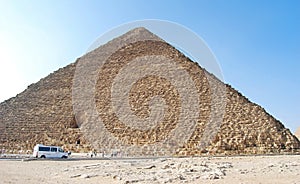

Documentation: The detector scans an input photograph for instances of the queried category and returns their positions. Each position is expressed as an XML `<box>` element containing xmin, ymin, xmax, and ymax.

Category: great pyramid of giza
<box><xmin>0</xmin><ymin>27</ymin><xmax>299</xmax><ymax>156</ymax></box>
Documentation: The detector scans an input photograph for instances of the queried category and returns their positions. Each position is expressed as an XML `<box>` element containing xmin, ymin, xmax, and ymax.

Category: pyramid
<box><xmin>0</xmin><ymin>27</ymin><xmax>299</xmax><ymax>156</ymax></box>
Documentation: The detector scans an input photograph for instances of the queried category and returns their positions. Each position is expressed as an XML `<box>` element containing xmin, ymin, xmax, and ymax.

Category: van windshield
<box><xmin>58</xmin><ymin>148</ymin><xmax>64</xmax><ymax>152</ymax></box>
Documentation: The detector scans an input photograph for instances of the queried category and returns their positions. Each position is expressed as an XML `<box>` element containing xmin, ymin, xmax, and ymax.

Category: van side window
<box><xmin>58</xmin><ymin>148</ymin><xmax>64</xmax><ymax>152</ymax></box>
<box><xmin>51</xmin><ymin>147</ymin><xmax>57</xmax><ymax>152</ymax></box>
<box><xmin>39</xmin><ymin>147</ymin><xmax>50</xmax><ymax>151</ymax></box>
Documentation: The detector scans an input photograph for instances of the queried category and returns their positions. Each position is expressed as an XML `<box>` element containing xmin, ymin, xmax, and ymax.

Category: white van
<box><xmin>33</xmin><ymin>144</ymin><xmax>68</xmax><ymax>158</ymax></box>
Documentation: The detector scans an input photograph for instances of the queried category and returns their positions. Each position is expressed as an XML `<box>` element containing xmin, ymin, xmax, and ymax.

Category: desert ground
<box><xmin>0</xmin><ymin>154</ymin><xmax>300</xmax><ymax>184</ymax></box>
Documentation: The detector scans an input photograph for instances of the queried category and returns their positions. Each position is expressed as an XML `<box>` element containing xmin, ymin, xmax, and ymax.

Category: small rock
<box><xmin>210</xmin><ymin>174</ymin><xmax>220</xmax><ymax>180</ymax></box>
<box><xmin>125</xmin><ymin>179</ymin><xmax>140</xmax><ymax>183</ymax></box>
<box><xmin>192</xmin><ymin>175</ymin><xmax>200</xmax><ymax>181</ymax></box>
<box><xmin>159</xmin><ymin>158</ymin><xmax>167</xmax><ymax>162</ymax></box>
<box><xmin>214</xmin><ymin>168</ymin><xmax>225</xmax><ymax>176</ymax></box>
<box><xmin>81</xmin><ymin>174</ymin><xmax>90</xmax><ymax>178</ymax></box>
<box><xmin>163</xmin><ymin>177</ymin><xmax>173</xmax><ymax>183</ymax></box>
<box><xmin>189</xmin><ymin>168</ymin><xmax>197</xmax><ymax>172</ymax></box>
<box><xmin>201</xmin><ymin>167</ymin><xmax>211</xmax><ymax>172</ymax></box>
<box><xmin>144</xmin><ymin>165</ymin><xmax>156</xmax><ymax>169</ymax></box>
<box><xmin>162</xmin><ymin>164</ymin><xmax>170</xmax><ymax>169</ymax></box>
<box><xmin>219</xmin><ymin>162</ymin><xmax>233</xmax><ymax>169</ymax></box>
<box><xmin>70</xmin><ymin>174</ymin><xmax>81</xmax><ymax>178</ymax></box>
<box><xmin>178</xmin><ymin>175</ymin><xmax>186</xmax><ymax>180</ymax></box>
<box><xmin>113</xmin><ymin>175</ymin><xmax>122</xmax><ymax>180</ymax></box>
<box><xmin>290</xmin><ymin>162</ymin><xmax>298</xmax><ymax>166</ymax></box>
<box><xmin>202</xmin><ymin>173</ymin><xmax>220</xmax><ymax>180</ymax></box>
<box><xmin>80</xmin><ymin>173</ymin><xmax>98</xmax><ymax>179</ymax></box>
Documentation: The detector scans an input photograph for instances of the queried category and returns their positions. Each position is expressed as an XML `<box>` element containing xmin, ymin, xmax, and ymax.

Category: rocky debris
<box><xmin>65</xmin><ymin>157</ymin><xmax>233</xmax><ymax>183</ymax></box>
<box><xmin>265</xmin><ymin>160</ymin><xmax>300</xmax><ymax>173</ymax></box>
<box><xmin>228</xmin><ymin>156</ymin><xmax>300</xmax><ymax>178</ymax></box>
<box><xmin>139</xmin><ymin>165</ymin><xmax>156</xmax><ymax>169</ymax></box>
<box><xmin>2</xmin><ymin>154</ymin><xmax>300</xmax><ymax>184</ymax></box>
<box><xmin>70</xmin><ymin>173</ymin><xmax>99</xmax><ymax>179</ymax></box>
<box><xmin>0</xmin><ymin>27</ymin><xmax>299</xmax><ymax>155</ymax></box>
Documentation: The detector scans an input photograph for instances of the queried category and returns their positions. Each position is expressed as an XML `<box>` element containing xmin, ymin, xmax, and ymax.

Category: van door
<box><xmin>58</xmin><ymin>147</ymin><xmax>65</xmax><ymax>157</ymax></box>
<box><xmin>50</xmin><ymin>147</ymin><xmax>58</xmax><ymax>158</ymax></box>
<box><xmin>38</xmin><ymin>146</ymin><xmax>51</xmax><ymax>158</ymax></box>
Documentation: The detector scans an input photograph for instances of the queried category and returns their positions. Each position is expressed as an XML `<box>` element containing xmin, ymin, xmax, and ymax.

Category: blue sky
<box><xmin>0</xmin><ymin>0</ymin><xmax>299</xmax><ymax>132</ymax></box>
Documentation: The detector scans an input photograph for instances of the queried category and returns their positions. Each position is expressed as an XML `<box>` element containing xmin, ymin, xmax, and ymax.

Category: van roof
<box><xmin>35</xmin><ymin>144</ymin><xmax>61</xmax><ymax>148</ymax></box>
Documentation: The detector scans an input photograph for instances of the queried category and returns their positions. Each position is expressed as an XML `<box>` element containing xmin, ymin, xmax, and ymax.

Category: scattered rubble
<box><xmin>65</xmin><ymin>157</ymin><xmax>233</xmax><ymax>183</ymax></box>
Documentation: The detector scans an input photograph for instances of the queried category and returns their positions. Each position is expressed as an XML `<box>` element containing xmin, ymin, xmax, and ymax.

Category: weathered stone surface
<box><xmin>0</xmin><ymin>63</ymin><xmax>91</xmax><ymax>153</ymax></box>
<box><xmin>0</xmin><ymin>27</ymin><xmax>299</xmax><ymax>155</ymax></box>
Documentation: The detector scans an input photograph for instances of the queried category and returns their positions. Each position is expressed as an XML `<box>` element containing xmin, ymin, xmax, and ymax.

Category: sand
<box><xmin>0</xmin><ymin>155</ymin><xmax>300</xmax><ymax>184</ymax></box>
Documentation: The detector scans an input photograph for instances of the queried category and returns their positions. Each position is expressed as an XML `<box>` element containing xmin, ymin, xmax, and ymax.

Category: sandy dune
<box><xmin>0</xmin><ymin>155</ymin><xmax>300</xmax><ymax>184</ymax></box>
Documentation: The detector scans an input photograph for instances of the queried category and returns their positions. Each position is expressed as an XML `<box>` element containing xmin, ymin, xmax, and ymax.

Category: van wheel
<box><xmin>62</xmin><ymin>156</ymin><xmax>67</xmax><ymax>159</ymax></box>
<box><xmin>41</xmin><ymin>155</ymin><xmax>46</xmax><ymax>158</ymax></box>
